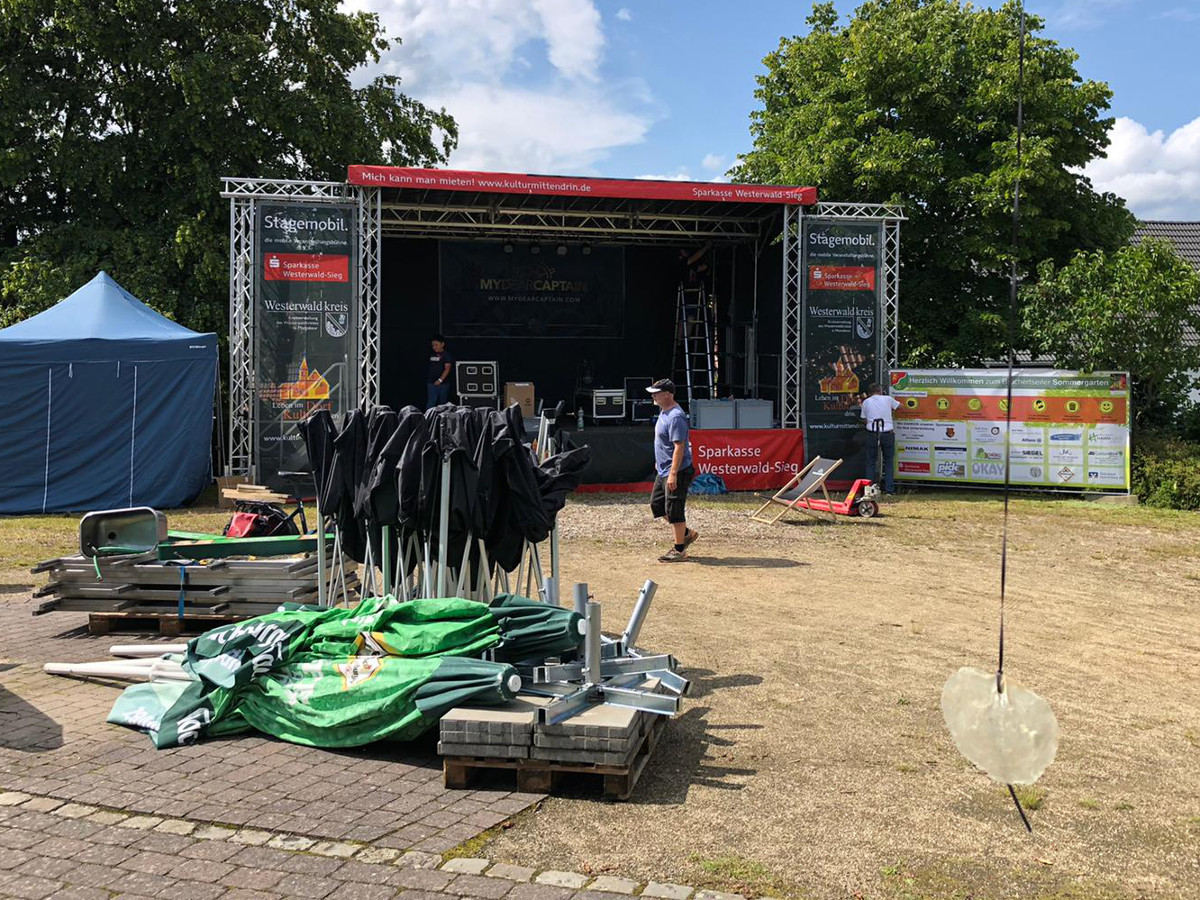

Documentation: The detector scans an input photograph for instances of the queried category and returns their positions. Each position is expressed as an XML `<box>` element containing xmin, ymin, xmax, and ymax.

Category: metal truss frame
<box><xmin>220</xmin><ymin>177</ymin><xmax>383</xmax><ymax>477</ymax></box>
<box><xmin>378</xmin><ymin>199</ymin><xmax>768</xmax><ymax>245</ymax></box>
<box><xmin>222</xmin><ymin>176</ymin><xmax>903</xmax><ymax>462</ymax></box>
<box><xmin>780</xmin><ymin>204</ymin><xmax>804</xmax><ymax>428</ymax></box>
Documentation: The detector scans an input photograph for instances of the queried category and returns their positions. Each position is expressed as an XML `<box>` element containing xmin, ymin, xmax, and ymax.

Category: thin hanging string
<box><xmin>1001</xmin><ymin>3</ymin><xmax>1031</xmax><ymax>834</ymax></box>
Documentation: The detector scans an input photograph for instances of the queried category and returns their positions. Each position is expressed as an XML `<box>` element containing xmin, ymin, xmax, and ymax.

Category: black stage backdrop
<box><xmin>381</xmin><ymin>240</ymin><xmax>679</xmax><ymax>411</ymax></box>
<box><xmin>440</xmin><ymin>241</ymin><xmax>624</xmax><ymax>338</ymax></box>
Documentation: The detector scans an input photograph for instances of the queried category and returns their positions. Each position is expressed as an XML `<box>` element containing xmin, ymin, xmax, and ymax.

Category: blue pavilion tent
<box><xmin>0</xmin><ymin>272</ymin><xmax>217</xmax><ymax>514</ymax></box>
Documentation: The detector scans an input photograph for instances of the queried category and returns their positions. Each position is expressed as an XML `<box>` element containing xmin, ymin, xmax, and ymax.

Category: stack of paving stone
<box><xmin>438</xmin><ymin>682</ymin><xmax>666</xmax><ymax>798</ymax></box>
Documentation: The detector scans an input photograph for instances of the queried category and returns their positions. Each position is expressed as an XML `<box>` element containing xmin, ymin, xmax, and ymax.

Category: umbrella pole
<box><xmin>315</xmin><ymin>498</ymin><xmax>327</xmax><ymax>608</ymax></box>
<box><xmin>453</xmin><ymin>534</ymin><xmax>472</xmax><ymax>598</ymax></box>
<box><xmin>381</xmin><ymin>525</ymin><xmax>392</xmax><ymax>598</ymax></box>
<box><xmin>476</xmin><ymin>538</ymin><xmax>492</xmax><ymax>602</ymax></box>
<box><xmin>550</xmin><ymin>522</ymin><xmax>561</xmax><ymax>587</ymax></box>
<box><xmin>585</xmin><ymin>599</ymin><xmax>602</xmax><ymax>685</ymax></box>
<box><xmin>530</xmin><ymin>542</ymin><xmax>545</xmax><ymax>595</ymax></box>
<box><xmin>515</xmin><ymin>543</ymin><xmax>527</xmax><ymax>599</ymax></box>
<box><xmin>436</xmin><ymin>457</ymin><xmax>451</xmax><ymax>598</ymax></box>
<box><xmin>362</xmin><ymin>539</ymin><xmax>376</xmax><ymax>598</ymax></box>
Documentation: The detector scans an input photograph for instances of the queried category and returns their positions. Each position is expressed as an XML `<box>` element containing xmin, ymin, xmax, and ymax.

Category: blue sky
<box><xmin>350</xmin><ymin>0</ymin><xmax>1200</xmax><ymax>219</ymax></box>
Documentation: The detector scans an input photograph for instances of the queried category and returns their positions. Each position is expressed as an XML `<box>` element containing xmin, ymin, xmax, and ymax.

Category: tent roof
<box><xmin>0</xmin><ymin>271</ymin><xmax>204</xmax><ymax>343</ymax></box>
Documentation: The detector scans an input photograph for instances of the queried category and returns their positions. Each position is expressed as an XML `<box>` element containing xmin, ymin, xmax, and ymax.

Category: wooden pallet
<box><xmin>442</xmin><ymin>713</ymin><xmax>666</xmax><ymax>801</ymax></box>
<box><xmin>87</xmin><ymin>610</ymin><xmax>246</xmax><ymax>636</ymax></box>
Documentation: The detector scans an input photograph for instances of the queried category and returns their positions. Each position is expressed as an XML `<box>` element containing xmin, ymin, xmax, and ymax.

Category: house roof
<box><xmin>1133</xmin><ymin>221</ymin><xmax>1200</xmax><ymax>349</ymax></box>
<box><xmin>1132</xmin><ymin>221</ymin><xmax>1200</xmax><ymax>270</ymax></box>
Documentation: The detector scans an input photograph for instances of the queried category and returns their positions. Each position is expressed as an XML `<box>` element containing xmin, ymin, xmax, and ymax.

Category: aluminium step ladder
<box><xmin>671</xmin><ymin>283</ymin><xmax>716</xmax><ymax>403</ymax></box>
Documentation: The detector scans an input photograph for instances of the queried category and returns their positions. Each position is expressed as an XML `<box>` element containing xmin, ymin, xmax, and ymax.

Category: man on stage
<box><xmin>426</xmin><ymin>334</ymin><xmax>453</xmax><ymax>409</ymax></box>
<box><xmin>647</xmin><ymin>379</ymin><xmax>699</xmax><ymax>562</ymax></box>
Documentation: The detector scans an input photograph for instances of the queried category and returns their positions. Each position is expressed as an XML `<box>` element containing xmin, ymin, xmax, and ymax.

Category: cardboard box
<box><xmin>504</xmin><ymin>382</ymin><xmax>536</xmax><ymax>418</ymax></box>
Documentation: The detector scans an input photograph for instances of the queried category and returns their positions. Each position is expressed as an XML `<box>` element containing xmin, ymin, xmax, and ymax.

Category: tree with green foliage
<box><xmin>0</xmin><ymin>0</ymin><xmax>456</xmax><ymax>334</ymax></box>
<box><xmin>732</xmin><ymin>0</ymin><xmax>1135</xmax><ymax>364</ymax></box>
<box><xmin>1021</xmin><ymin>239</ymin><xmax>1200</xmax><ymax>430</ymax></box>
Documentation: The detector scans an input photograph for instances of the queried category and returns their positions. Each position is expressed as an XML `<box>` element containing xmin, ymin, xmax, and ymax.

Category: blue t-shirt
<box><xmin>653</xmin><ymin>405</ymin><xmax>692</xmax><ymax>477</ymax></box>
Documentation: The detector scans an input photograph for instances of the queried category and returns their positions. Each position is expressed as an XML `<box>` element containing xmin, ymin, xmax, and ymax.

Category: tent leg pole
<box><xmin>500</xmin><ymin>568</ymin><xmax>511</xmax><ymax>594</ymax></box>
<box><xmin>436</xmin><ymin>457</ymin><xmax>451</xmax><ymax>598</ymax></box>
<box><xmin>515</xmin><ymin>543</ymin><xmax>527</xmax><ymax>599</ymax></box>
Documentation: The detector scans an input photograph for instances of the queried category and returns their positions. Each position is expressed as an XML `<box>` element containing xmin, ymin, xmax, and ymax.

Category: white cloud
<box><xmin>1084</xmin><ymin>116</ymin><xmax>1200</xmax><ymax>219</ymax></box>
<box><xmin>700</xmin><ymin>153</ymin><xmax>726</xmax><ymax>172</ymax></box>
<box><xmin>431</xmin><ymin>83</ymin><xmax>650</xmax><ymax>172</ymax></box>
<box><xmin>1048</xmin><ymin>0</ymin><xmax>1131</xmax><ymax>30</ymax></box>
<box><xmin>616</xmin><ymin>7</ymin><xmax>632</xmax><ymax>21</ymax></box>
<box><xmin>636</xmin><ymin>161</ymin><xmax>731</xmax><ymax>184</ymax></box>
<box><xmin>344</xmin><ymin>0</ymin><xmax>650</xmax><ymax>172</ymax></box>
<box><xmin>636</xmin><ymin>171</ymin><xmax>693</xmax><ymax>181</ymax></box>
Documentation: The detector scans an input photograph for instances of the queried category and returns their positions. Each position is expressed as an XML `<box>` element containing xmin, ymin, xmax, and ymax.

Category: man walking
<box><xmin>426</xmin><ymin>334</ymin><xmax>453</xmax><ymax>409</ymax></box>
<box><xmin>860</xmin><ymin>382</ymin><xmax>900</xmax><ymax>495</ymax></box>
<box><xmin>647</xmin><ymin>379</ymin><xmax>699</xmax><ymax>562</ymax></box>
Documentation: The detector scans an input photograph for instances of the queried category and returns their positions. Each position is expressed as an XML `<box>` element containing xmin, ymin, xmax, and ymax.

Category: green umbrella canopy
<box><xmin>488</xmin><ymin>594</ymin><xmax>585</xmax><ymax>662</ymax></box>
<box><xmin>235</xmin><ymin>654</ymin><xmax>520</xmax><ymax>748</ymax></box>
<box><xmin>109</xmin><ymin>596</ymin><xmax>509</xmax><ymax>749</ymax></box>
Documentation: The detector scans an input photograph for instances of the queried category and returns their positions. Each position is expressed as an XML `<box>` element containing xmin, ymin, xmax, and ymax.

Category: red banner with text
<box><xmin>348</xmin><ymin>166</ymin><xmax>817</xmax><ymax>206</ymax></box>
<box><xmin>691</xmin><ymin>429</ymin><xmax>805</xmax><ymax>491</ymax></box>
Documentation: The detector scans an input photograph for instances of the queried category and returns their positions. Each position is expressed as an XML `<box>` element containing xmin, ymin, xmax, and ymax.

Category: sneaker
<box><xmin>682</xmin><ymin>528</ymin><xmax>701</xmax><ymax>549</ymax></box>
<box><xmin>658</xmin><ymin>548</ymin><xmax>689</xmax><ymax>563</ymax></box>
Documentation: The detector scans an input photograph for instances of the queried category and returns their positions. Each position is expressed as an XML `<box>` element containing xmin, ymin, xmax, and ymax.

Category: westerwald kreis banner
<box><xmin>801</xmin><ymin>220</ymin><xmax>883</xmax><ymax>478</ymax></box>
<box><xmin>255</xmin><ymin>203</ymin><xmax>357</xmax><ymax>489</ymax></box>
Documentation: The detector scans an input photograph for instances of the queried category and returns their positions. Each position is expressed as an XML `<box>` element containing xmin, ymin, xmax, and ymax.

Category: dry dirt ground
<box><xmin>2</xmin><ymin>493</ymin><xmax>1198</xmax><ymax>900</ymax></box>
<box><xmin>486</xmin><ymin>492</ymin><xmax>1200</xmax><ymax>900</ymax></box>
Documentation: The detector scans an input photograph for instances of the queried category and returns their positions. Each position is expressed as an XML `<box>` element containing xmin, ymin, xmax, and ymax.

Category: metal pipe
<box><xmin>542</xmin><ymin>576</ymin><xmax>557</xmax><ymax>606</ymax></box>
<box><xmin>585</xmin><ymin>600</ymin><xmax>602</xmax><ymax>685</ymax></box>
<box><xmin>572</xmin><ymin>582</ymin><xmax>588</xmax><ymax>619</ymax></box>
<box><xmin>436</xmin><ymin>456</ymin><xmax>451</xmax><ymax>598</ymax></box>
<box><xmin>622</xmin><ymin>580</ymin><xmax>657</xmax><ymax>650</ymax></box>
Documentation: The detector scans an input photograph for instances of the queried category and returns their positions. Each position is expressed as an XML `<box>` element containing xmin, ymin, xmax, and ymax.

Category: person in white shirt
<box><xmin>860</xmin><ymin>383</ymin><xmax>901</xmax><ymax>494</ymax></box>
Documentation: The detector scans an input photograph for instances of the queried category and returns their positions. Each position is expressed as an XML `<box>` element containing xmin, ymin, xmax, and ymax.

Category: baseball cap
<box><xmin>646</xmin><ymin>378</ymin><xmax>675</xmax><ymax>394</ymax></box>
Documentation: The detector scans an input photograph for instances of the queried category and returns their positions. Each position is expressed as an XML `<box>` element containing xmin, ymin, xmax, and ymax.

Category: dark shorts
<box><xmin>650</xmin><ymin>465</ymin><xmax>694</xmax><ymax>524</ymax></box>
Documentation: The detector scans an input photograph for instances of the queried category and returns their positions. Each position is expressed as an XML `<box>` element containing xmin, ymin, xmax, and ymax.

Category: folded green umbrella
<box><xmin>109</xmin><ymin>595</ymin><xmax>507</xmax><ymax>749</ymax></box>
<box><xmin>234</xmin><ymin>654</ymin><xmax>520</xmax><ymax>747</ymax></box>
<box><xmin>488</xmin><ymin>594</ymin><xmax>585</xmax><ymax>662</ymax></box>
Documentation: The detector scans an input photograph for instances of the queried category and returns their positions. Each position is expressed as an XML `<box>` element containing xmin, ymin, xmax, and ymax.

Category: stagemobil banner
<box><xmin>255</xmin><ymin>203</ymin><xmax>357</xmax><ymax>489</ymax></box>
<box><xmin>889</xmin><ymin>369</ymin><xmax>1132</xmax><ymax>490</ymax></box>
<box><xmin>801</xmin><ymin>219</ymin><xmax>883</xmax><ymax>476</ymax></box>
<box><xmin>439</xmin><ymin>241</ymin><xmax>624</xmax><ymax>338</ymax></box>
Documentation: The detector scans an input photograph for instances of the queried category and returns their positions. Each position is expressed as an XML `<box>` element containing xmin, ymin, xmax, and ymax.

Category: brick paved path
<box><xmin>0</xmin><ymin>603</ymin><xmax>537</xmax><ymax>850</ymax></box>
<box><xmin>0</xmin><ymin>792</ymin><xmax>726</xmax><ymax>900</ymax></box>
<box><xmin>0</xmin><ymin>603</ymin><xmax>737</xmax><ymax>900</ymax></box>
